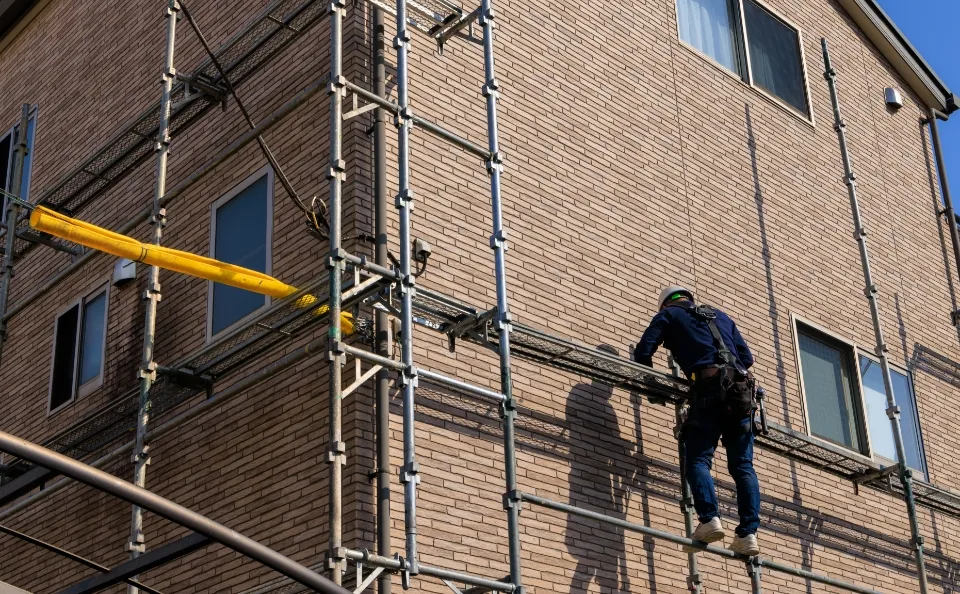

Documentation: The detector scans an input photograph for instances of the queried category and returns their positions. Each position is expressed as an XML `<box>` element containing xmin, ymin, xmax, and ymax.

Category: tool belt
<box><xmin>687</xmin><ymin>305</ymin><xmax>757</xmax><ymax>419</ymax></box>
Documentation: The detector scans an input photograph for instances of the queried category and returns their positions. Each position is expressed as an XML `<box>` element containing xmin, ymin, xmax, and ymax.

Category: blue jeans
<box><xmin>683</xmin><ymin>390</ymin><xmax>761</xmax><ymax>537</ymax></box>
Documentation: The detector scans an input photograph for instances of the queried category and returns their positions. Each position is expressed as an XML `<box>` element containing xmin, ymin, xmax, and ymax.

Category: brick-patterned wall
<box><xmin>1</xmin><ymin>0</ymin><xmax>960</xmax><ymax>592</ymax></box>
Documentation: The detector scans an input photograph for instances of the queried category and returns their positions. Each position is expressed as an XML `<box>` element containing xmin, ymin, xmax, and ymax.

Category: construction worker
<box><xmin>634</xmin><ymin>286</ymin><xmax>761</xmax><ymax>556</ymax></box>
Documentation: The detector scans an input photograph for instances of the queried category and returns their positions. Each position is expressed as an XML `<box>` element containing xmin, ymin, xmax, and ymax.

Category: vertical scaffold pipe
<box><xmin>676</xmin><ymin>405</ymin><xmax>703</xmax><ymax>593</ymax></box>
<box><xmin>394</xmin><ymin>0</ymin><xmax>421</xmax><ymax>579</ymax></box>
<box><xmin>0</xmin><ymin>104</ymin><xmax>30</xmax><ymax>371</ymax></box>
<box><xmin>669</xmin><ymin>353</ymin><xmax>702</xmax><ymax>593</ymax></box>
<box><xmin>748</xmin><ymin>558</ymin><xmax>762</xmax><ymax>594</ymax></box>
<box><xmin>326</xmin><ymin>0</ymin><xmax>348</xmax><ymax>585</ymax></box>
<box><xmin>127</xmin><ymin>4</ymin><xmax>178</xmax><ymax>592</ymax></box>
<box><xmin>479</xmin><ymin>1</ymin><xmax>522</xmax><ymax>590</ymax></box>
<box><xmin>927</xmin><ymin>109</ymin><xmax>960</xmax><ymax>327</ymax></box>
<box><xmin>822</xmin><ymin>38</ymin><xmax>928</xmax><ymax>594</ymax></box>
<box><xmin>373</xmin><ymin>5</ymin><xmax>392</xmax><ymax>594</ymax></box>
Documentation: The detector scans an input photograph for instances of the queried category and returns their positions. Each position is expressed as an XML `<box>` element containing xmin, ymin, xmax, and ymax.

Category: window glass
<box><xmin>0</xmin><ymin>135</ymin><xmax>10</xmax><ymax>223</ymax></box>
<box><xmin>51</xmin><ymin>305</ymin><xmax>80</xmax><ymax>410</ymax></box>
<box><xmin>677</xmin><ymin>0</ymin><xmax>742</xmax><ymax>75</ymax></box>
<box><xmin>78</xmin><ymin>292</ymin><xmax>107</xmax><ymax>386</ymax></box>
<box><xmin>18</xmin><ymin>115</ymin><xmax>36</xmax><ymax>202</ymax></box>
<box><xmin>743</xmin><ymin>0</ymin><xmax>808</xmax><ymax>113</ymax></box>
<box><xmin>860</xmin><ymin>357</ymin><xmax>925</xmax><ymax>474</ymax></box>
<box><xmin>798</xmin><ymin>329</ymin><xmax>862</xmax><ymax>451</ymax></box>
<box><xmin>212</xmin><ymin>174</ymin><xmax>270</xmax><ymax>335</ymax></box>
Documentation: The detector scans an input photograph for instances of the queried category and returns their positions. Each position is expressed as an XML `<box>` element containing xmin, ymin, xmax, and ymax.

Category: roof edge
<box><xmin>835</xmin><ymin>0</ymin><xmax>955</xmax><ymax>115</ymax></box>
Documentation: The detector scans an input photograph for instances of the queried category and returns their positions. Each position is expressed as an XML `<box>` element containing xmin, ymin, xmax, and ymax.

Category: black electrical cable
<box><xmin>178</xmin><ymin>0</ymin><xmax>327</xmax><ymax>239</ymax></box>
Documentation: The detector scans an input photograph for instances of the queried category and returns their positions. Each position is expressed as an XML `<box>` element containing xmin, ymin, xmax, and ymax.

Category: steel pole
<box><xmin>927</xmin><ymin>109</ymin><xmax>960</xmax><ymax>326</ymax></box>
<box><xmin>393</xmin><ymin>0</ymin><xmax>420</xmax><ymax>579</ymax></box>
<box><xmin>128</xmin><ymin>4</ymin><xmax>178</xmax><ymax>590</ymax></box>
<box><xmin>748</xmin><ymin>558</ymin><xmax>762</xmax><ymax>593</ymax></box>
<box><xmin>675</xmin><ymin>403</ymin><xmax>702</xmax><ymax>593</ymax></box>
<box><xmin>479</xmin><ymin>2</ymin><xmax>521</xmax><ymax>590</ymax></box>
<box><xmin>326</xmin><ymin>0</ymin><xmax>348</xmax><ymax>584</ymax></box>
<box><xmin>0</xmin><ymin>104</ymin><xmax>30</xmax><ymax>371</ymax></box>
<box><xmin>822</xmin><ymin>38</ymin><xmax>928</xmax><ymax>594</ymax></box>
<box><xmin>0</xmin><ymin>430</ymin><xmax>352</xmax><ymax>594</ymax></box>
<box><xmin>372</xmin><ymin>6</ymin><xmax>392</xmax><ymax>594</ymax></box>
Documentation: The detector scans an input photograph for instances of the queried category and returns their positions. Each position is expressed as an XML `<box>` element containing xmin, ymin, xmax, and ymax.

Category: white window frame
<box><xmin>206</xmin><ymin>165</ymin><xmax>274</xmax><ymax>341</ymax></box>
<box><xmin>856</xmin><ymin>351</ymin><xmax>928</xmax><ymax>479</ymax></box>
<box><xmin>47</xmin><ymin>281</ymin><xmax>110</xmax><ymax>415</ymax></box>
<box><xmin>792</xmin><ymin>314</ymin><xmax>928</xmax><ymax>474</ymax></box>
<box><xmin>0</xmin><ymin>106</ymin><xmax>39</xmax><ymax>222</ymax></box>
<box><xmin>674</xmin><ymin>0</ymin><xmax>814</xmax><ymax>122</ymax></box>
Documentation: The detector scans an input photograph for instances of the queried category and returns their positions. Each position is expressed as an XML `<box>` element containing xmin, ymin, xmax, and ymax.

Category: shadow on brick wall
<box><xmin>408</xmin><ymin>378</ymin><xmax>960</xmax><ymax>589</ymax></box>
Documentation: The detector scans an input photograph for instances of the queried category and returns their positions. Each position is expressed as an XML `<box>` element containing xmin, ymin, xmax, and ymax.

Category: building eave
<box><xmin>835</xmin><ymin>0</ymin><xmax>955</xmax><ymax>116</ymax></box>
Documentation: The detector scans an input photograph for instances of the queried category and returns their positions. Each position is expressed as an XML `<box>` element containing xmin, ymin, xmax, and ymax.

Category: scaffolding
<box><xmin>0</xmin><ymin>0</ymin><xmax>959</xmax><ymax>592</ymax></box>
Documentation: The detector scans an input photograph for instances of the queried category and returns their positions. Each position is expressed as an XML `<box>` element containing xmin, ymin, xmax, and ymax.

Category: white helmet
<box><xmin>658</xmin><ymin>285</ymin><xmax>694</xmax><ymax>309</ymax></box>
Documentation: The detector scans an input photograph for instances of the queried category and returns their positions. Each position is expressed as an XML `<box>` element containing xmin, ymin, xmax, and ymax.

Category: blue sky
<box><xmin>877</xmin><ymin>0</ymin><xmax>959</xmax><ymax>197</ymax></box>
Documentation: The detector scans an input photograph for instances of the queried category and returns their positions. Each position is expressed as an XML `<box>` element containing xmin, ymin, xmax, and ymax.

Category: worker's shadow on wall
<box><xmin>564</xmin><ymin>345</ymin><xmax>656</xmax><ymax>594</ymax></box>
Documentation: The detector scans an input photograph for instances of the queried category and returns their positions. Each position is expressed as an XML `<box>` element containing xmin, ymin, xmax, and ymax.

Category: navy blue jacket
<box><xmin>634</xmin><ymin>301</ymin><xmax>754</xmax><ymax>377</ymax></box>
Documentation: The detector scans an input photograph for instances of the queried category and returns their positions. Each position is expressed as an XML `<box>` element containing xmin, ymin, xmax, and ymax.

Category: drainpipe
<box><xmin>926</xmin><ymin>109</ymin><xmax>960</xmax><ymax>327</ymax></box>
<box><xmin>373</xmin><ymin>5</ymin><xmax>392</xmax><ymax>594</ymax></box>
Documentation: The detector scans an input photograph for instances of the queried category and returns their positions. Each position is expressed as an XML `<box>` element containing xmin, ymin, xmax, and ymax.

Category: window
<box><xmin>796</xmin><ymin>324</ymin><xmax>866</xmax><ymax>452</ymax></box>
<box><xmin>860</xmin><ymin>356</ymin><xmax>926</xmax><ymax>476</ymax></box>
<box><xmin>795</xmin><ymin>319</ymin><xmax>928</xmax><ymax>473</ymax></box>
<box><xmin>676</xmin><ymin>0</ymin><xmax>810</xmax><ymax>116</ymax></box>
<box><xmin>208</xmin><ymin>168</ymin><xmax>273</xmax><ymax>337</ymax></box>
<box><xmin>49</xmin><ymin>285</ymin><xmax>109</xmax><ymax>413</ymax></box>
<box><xmin>0</xmin><ymin>109</ymin><xmax>37</xmax><ymax>222</ymax></box>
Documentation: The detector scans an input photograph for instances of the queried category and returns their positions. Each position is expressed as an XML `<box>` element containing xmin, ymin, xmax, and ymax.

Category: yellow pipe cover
<box><xmin>30</xmin><ymin>206</ymin><xmax>354</xmax><ymax>334</ymax></box>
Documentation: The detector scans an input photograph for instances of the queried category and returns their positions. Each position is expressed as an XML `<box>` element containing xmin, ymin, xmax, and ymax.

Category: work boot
<box><xmin>730</xmin><ymin>533</ymin><xmax>760</xmax><ymax>556</ymax></box>
<box><xmin>682</xmin><ymin>517</ymin><xmax>725</xmax><ymax>552</ymax></box>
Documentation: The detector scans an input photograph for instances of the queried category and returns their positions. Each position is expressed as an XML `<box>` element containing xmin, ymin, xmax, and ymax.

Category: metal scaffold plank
<box><xmin>2</xmin><ymin>273</ymin><xmax>384</xmax><ymax>472</ymax></box>
<box><xmin>400</xmin><ymin>285</ymin><xmax>960</xmax><ymax>520</ymax></box>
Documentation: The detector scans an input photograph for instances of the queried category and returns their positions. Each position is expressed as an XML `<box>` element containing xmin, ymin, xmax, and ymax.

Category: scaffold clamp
<box><xmin>503</xmin><ymin>489</ymin><xmax>522</xmax><ymax>511</ymax></box>
<box><xmin>138</xmin><ymin>361</ymin><xmax>158</xmax><ymax>381</ymax></box>
<box><xmin>485</xmin><ymin>151</ymin><xmax>504</xmax><ymax>174</ymax></box>
<box><xmin>325</xmin><ymin>546</ymin><xmax>347</xmax><ymax>570</ymax></box>
<box><xmin>327</xmin><ymin>441</ymin><xmax>346</xmax><ymax>465</ymax></box>
<box><xmin>150</xmin><ymin>207</ymin><xmax>168</xmax><ymax>228</ymax></box>
<box><xmin>131</xmin><ymin>444</ymin><xmax>151</xmax><ymax>466</ymax></box>
<box><xmin>489</xmin><ymin>229</ymin><xmax>508</xmax><ymax>251</ymax></box>
<box><xmin>479</xmin><ymin>6</ymin><xmax>495</xmax><ymax>24</ymax></box>
<box><xmin>399</xmin><ymin>461</ymin><xmax>420</xmax><ymax>485</ymax></box>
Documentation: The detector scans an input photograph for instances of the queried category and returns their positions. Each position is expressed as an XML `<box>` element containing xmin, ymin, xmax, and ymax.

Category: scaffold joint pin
<box><xmin>399</xmin><ymin>461</ymin><xmax>420</xmax><ymax>484</ymax></box>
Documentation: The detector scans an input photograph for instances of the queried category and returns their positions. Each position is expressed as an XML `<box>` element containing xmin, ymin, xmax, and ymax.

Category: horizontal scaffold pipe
<box><xmin>0</xmin><ymin>430</ymin><xmax>351</xmax><ymax>594</ymax></box>
<box><xmin>345</xmin><ymin>82</ymin><xmax>491</xmax><ymax>158</ymax></box>
<box><xmin>29</xmin><ymin>206</ymin><xmax>355</xmax><ymax>333</ymax></box>
<box><xmin>344</xmin><ymin>549</ymin><xmax>515</xmax><ymax>592</ymax></box>
<box><xmin>0</xmin><ymin>336</ymin><xmax>327</xmax><ymax>523</ymax></box>
<box><xmin>520</xmin><ymin>493</ymin><xmax>883</xmax><ymax>594</ymax></box>
<box><xmin>3</xmin><ymin>73</ymin><xmax>330</xmax><ymax>323</ymax></box>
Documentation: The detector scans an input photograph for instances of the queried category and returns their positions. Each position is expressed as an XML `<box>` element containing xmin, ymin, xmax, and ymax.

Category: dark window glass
<box><xmin>676</xmin><ymin>0</ymin><xmax>743</xmax><ymax>75</ymax></box>
<box><xmin>798</xmin><ymin>328</ymin><xmax>863</xmax><ymax>452</ymax></box>
<box><xmin>212</xmin><ymin>174</ymin><xmax>270</xmax><ymax>335</ymax></box>
<box><xmin>743</xmin><ymin>0</ymin><xmax>808</xmax><ymax>113</ymax></box>
<box><xmin>0</xmin><ymin>135</ymin><xmax>10</xmax><ymax>223</ymax></box>
<box><xmin>860</xmin><ymin>357</ymin><xmax>925</xmax><ymax>475</ymax></box>
<box><xmin>18</xmin><ymin>116</ymin><xmax>36</xmax><ymax>202</ymax></box>
<box><xmin>78</xmin><ymin>292</ymin><xmax>107</xmax><ymax>386</ymax></box>
<box><xmin>51</xmin><ymin>305</ymin><xmax>80</xmax><ymax>410</ymax></box>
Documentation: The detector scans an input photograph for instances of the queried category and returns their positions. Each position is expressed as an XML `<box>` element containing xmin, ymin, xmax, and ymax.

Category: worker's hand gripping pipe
<box><xmin>29</xmin><ymin>206</ymin><xmax>355</xmax><ymax>333</ymax></box>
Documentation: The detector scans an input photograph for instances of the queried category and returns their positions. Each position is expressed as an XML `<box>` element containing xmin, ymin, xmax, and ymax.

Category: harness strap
<box><xmin>687</xmin><ymin>304</ymin><xmax>739</xmax><ymax>368</ymax></box>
